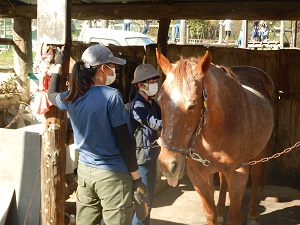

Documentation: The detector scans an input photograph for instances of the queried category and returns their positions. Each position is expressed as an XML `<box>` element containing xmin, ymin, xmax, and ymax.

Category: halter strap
<box><xmin>157</xmin><ymin>86</ymin><xmax>210</xmax><ymax>167</ymax></box>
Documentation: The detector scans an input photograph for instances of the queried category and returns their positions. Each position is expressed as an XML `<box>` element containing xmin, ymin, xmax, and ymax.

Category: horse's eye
<box><xmin>187</xmin><ymin>104</ymin><xmax>196</xmax><ymax>111</ymax></box>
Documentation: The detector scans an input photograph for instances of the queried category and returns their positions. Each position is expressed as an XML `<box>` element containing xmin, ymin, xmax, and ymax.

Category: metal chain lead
<box><xmin>5</xmin><ymin>102</ymin><xmax>28</xmax><ymax>128</ymax></box>
<box><xmin>241</xmin><ymin>141</ymin><xmax>300</xmax><ymax>166</ymax></box>
<box><xmin>190</xmin><ymin>152</ymin><xmax>210</xmax><ymax>166</ymax></box>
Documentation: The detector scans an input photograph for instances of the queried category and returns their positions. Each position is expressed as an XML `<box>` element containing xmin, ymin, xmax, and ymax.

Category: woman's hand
<box><xmin>52</xmin><ymin>47</ymin><xmax>64</xmax><ymax>74</ymax></box>
<box><xmin>54</xmin><ymin>46</ymin><xmax>65</xmax><ymax>65</ymax></box>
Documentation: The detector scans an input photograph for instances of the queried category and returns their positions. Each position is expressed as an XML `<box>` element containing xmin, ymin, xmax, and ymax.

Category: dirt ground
<box><xmin>150</xmin><ymin>176</ymin><xmax>300</xmax><ymax>225</ymax></box>
<box><xmin>65</xmin><ymin>175</ymin><xmax>300</xmax><ymax>225</ymax></box>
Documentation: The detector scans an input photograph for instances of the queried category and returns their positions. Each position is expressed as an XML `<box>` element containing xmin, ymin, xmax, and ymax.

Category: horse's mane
<box><xmin>172</xmin><ymin>57</ymin><xmax>200</xmax><ymax>92</ymax></box>
<box><xmin>172</xmin><ymin>56</ymin><xmax>237</xmax><ymax>92</ymax></box>
<box><xmin>218</xmin><ymin>65</ymin><xmax>237</xmax><ymax>79</ymax></box>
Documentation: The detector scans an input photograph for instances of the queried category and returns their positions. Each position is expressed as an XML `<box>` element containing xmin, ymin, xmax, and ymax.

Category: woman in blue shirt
<box><xmin>48</xmin><ymin>45</ymin><xmax>147</xmax><ymax>225</ymax></box>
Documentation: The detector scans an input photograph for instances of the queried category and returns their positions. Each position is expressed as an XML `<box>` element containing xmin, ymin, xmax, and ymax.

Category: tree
<box><xmin>187</xmin><ymin>20</ymin><xmax>219</xmax><ymax>40</ymax></box>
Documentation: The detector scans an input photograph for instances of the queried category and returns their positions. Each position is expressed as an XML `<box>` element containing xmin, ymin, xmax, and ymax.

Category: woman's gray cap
<box><xmin>132</xmin><ymin>64</ymin><xmax>160</xmax><ymax>83</ymax></box>
<box><xmin>81</xmin><ymin>44</ymin><xmax>126</xmax><ymax>68</ymax></box>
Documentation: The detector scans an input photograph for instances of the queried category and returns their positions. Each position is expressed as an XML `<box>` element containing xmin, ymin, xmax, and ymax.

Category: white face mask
<box><xmin>104</xmin><ymin>64</ymin><xmax>116</xmax><ymax>85</ymax></box>
<box><xmin>141</xmin><ymin>82</ymin><xmax>158</xmax><ymax>96</ymax></box>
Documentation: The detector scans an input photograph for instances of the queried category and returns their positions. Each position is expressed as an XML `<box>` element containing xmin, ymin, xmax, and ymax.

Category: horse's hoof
<box><xmin>217</xmin><ymin>216</ymin><xmax>223</xmax><ymax>225</ymax></box>
<box><xmin>247</xmin><ymin>219</ymin><xmax>260</xmax><ymax>225</ymax></box>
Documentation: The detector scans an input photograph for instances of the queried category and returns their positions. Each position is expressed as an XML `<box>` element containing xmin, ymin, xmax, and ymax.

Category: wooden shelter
<box><xmin>2</xmin><ymin>0</ymin><xmax>300</xmax><ymax>20</ymax></box>
<box><xmin>0</xmin><ymin>1</ymin><xmax>300</xmax><ymax>224</ymax></box>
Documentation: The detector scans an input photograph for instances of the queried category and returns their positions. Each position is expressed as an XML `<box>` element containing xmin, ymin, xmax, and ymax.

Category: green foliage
<box><xmin>0</xmin><ymin>49</ymin><xmax>14</xmax><ymax>67</ymax></box>
<box><xmin>187</xmin><ymin>20</ymin><xmax>219</xmax><ymax>40</ymax></box>
<box><xmin>0</xmin><ymin>74</ymin><xmax>19</xmax><ymax>97</ymax></box>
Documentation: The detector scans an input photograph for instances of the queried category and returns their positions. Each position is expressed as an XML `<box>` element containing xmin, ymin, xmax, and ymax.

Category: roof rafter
<box><xmin>1</xmin><ymin>2</ymin><xmax>300</xmax><ymax>20</ymax></box>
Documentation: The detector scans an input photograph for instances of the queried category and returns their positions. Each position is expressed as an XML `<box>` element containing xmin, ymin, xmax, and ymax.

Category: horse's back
<box><xmin>230</xmin><ymin>66</ymin><xmax>274</xmax><ymax>105</ymax></box>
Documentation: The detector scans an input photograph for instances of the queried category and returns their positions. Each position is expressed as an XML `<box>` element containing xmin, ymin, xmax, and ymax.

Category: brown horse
<box><xmin>156</xmin><ymin>49</ymin><xmax>274</xmax><ymax>225</ymax></box>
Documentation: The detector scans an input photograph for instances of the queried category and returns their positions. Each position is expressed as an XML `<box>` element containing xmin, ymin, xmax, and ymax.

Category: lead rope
<box><xmin>136</xmin><ymin>139</ymin><xmax>160</xmax><ymax>150</ymax></box>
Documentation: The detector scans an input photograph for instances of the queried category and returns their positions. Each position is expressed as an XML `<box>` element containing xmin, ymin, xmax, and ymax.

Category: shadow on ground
<box><xmin>151</xmin><ymin>175</ymin><xmax>300</xmax><ymax>225</ymax></box>
<box><xmin>65</xmin><ymin>174</ymin><xmax>300</xmax><ymax>225</ymax></box>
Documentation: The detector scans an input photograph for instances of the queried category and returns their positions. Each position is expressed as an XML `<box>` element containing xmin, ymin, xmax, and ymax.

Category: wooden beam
<box><xmin>72</xmin><ymin>3</ymin><xmax>300</xmax><ymax>20</ymax></box>
<box><xmin>13</xmin><ymin>17</ymin><xmax>32</xmax><ymax>103</ymax></box>
<box><xmin>38</xmin><ymin>0</ymin><xmax>71</xmax><ymax>224</ymax></box>
<box><xmin>2</xmin><ymin>2</ymin><xmax>300</xmax><ymax>20</ymax></box>
<box><xmin>0</xmin><ymin>38</ymin><xmax>14</xmax><ymax>45</ymax></box>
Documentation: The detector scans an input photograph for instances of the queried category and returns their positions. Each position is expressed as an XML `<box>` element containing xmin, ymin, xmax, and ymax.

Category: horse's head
<box><xmin>156</xmin><ymin>49</ymin><xmax>212</xmax><ymax>187</ymax></box>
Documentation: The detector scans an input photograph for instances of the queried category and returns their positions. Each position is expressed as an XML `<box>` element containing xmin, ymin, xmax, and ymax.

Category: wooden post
<box><xmin>179</xmin><ymin>20</ymin><xmax>186</xmax><ymax>44</ymax></box>
<box><xmin>218</xmin><ymin>20</ymin><xmax>223</xmax><ymax>44</ymax></box>
<box><xmin>102</xmin><ymin>20</ymin><xmax>109</xmax><ymax>28</ymax></box>
<box><xmin>157</xmin><ymin>18</ymin><xmax>170</xmax><ymax>57</ymax></box>
<box><xmin>156</xmin><ymin>18</ymin><xmax>170</xmax><ymax>83</ymax></box>
<box><xmin>291</xmin><ymin>20</ymin><xmax>297</xmax><ymax>48</ymax></box>
<box><xmin>280</xmin><ymin>20</ymin><xmax>284</xmax><ymax>49</ymax></box>
<box><xmin>37</xmin><ymin>0</ymin><xmax>71</xmax><ymax>224</ymax></box>
<box><xmin>242</xmin><ymin>20</ymin><xmax>248</xmax><ymax>49</ymax></box>
<box><xmin>13</xmin><ymin>17</ymin><xmax>32</xmax><ymax>102</ymax></box>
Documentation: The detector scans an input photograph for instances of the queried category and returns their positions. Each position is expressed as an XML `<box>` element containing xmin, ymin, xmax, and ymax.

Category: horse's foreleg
<box><xmin>186</xmin><ymin>159</ymin><xmax>218</xmax><ymax>225</ymax></box>
<box><xmin>217</xmin><ymin>172</ymin><xmax>228</xmax><ymax>224</ymax></box>
<box><xmin>248</xmin><ymin>147</ymin><xmax>268</xmax><ymax>225</ymax></box>
<box><xmin>227</xmin><ymin>166</ymin><xmax>249</xmax><ymax>225</ymax></box>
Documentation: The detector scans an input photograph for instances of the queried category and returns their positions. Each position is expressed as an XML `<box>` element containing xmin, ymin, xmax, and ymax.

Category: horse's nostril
<box><xmin>171</xmin><ymin>162</ymin><xmax>177</xmax><ymax>174</ymax></box>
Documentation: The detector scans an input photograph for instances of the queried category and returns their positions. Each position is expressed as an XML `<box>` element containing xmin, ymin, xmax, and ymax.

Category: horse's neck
<box><xmin>205</xmin><ymin>70</ymin><xmax>233</xmax><ymax>109</ymax></box>
<box><xmin>198</xmin><ymin>73</ymin><xmax>241</xmax><ymax>159</ymax></box>
<box><xmin>204</xmin><ymin>69</ymin><xmax>243</xmax><ymax>127</ymax></box>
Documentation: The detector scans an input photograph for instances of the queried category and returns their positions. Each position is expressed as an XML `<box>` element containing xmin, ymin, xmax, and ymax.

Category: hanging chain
<box><xmin>5</xmin><ymin>102</ymin><xmax>28</xmax><ymax>128</ymax></box>
<box><xmin>5</xmin><ymin>94</ymin><xmax>34</xmax><ymax>129</ymax></box>
<box><xmin>157</xmin><ymin>136</ymin><xmax>300</xmax><ymax>167</ymax></box>
<box><xmin>241</xmin><ymin>140</ymin><xmax>300</xmax><ymax>166</ymax></box>
<box><xmin>207</xmin><ymin>140</ymin><xmax>300</xmax><ymax>168</ymax></box>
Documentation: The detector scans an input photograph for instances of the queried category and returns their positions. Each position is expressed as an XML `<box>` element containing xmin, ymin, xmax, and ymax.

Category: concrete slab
<box><xmin>0</xmin><ymin>185</ymin><xmax>14</xmax><ymax>225</ymax></box>
<box><xmin>0</xmin><ymin>127</ymin><xmax>41</xmax><ymax>225</ymax></box>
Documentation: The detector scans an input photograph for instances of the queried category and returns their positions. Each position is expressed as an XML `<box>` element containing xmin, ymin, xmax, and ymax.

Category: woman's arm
<box><xmin>48</xmin><ymin>66</ymin><xmax>61</xmax><ymax>106</ymax></box>
<box><xmin>48</xmin><ymin>48</ymin><xmax>64</xmax><ymax>106</ymax></box>
<box><xmin>113</xmin><ymin>123</ymin><xmax>139</xmax><ymax>174</ymax></box>
<box><xmin>133</xmin><ymin>101</ymin><xmax>162</xmax><ymax>131</ymax></box>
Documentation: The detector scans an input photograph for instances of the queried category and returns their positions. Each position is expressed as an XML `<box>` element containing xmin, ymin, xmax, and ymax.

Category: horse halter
<box><xmin>157</xmin><ymin>86</ymin><xmax>210</xmax><ymax>167</ymax></box>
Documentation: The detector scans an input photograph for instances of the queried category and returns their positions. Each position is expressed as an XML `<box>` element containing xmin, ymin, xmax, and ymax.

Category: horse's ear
<box><xmin>156</xmin><ymin>48</ymin><xmax>172</xmax><ymax>75</ymax></box>
<box><xmin>196</xmin><ymin>51</ymin><xmax>212</xmax><ymax>75</ymax></box>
